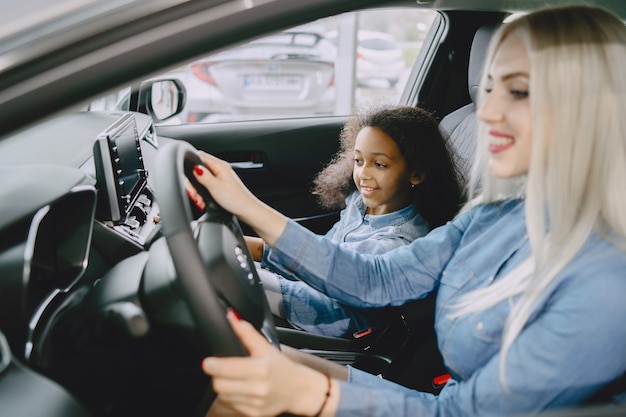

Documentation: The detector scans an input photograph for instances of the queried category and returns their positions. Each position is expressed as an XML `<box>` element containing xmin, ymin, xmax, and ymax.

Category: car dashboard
<box><xmin>0</xmin><ymin>110</ymin><xmax>166</xmax><ymax>364</ymax></box>
<box><xmin>0</xmin><ymin>108</ymin><xmax>363</xmax><ymax>417</ymax></box>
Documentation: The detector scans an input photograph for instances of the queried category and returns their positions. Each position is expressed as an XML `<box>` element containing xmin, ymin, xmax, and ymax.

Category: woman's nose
<box><xmin>477</xmin><ymin>90</ymin><xmax>503</xmax><ymax>124</ymax></box>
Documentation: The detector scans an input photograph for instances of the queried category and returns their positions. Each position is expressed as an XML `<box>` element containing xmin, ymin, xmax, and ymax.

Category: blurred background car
<box><xmin>326</xmin><ymin>29</ymin><xmax>405</xmax><ymax>88</ymax></box>
<box><xmin>160</xmin><ymin>30</ymin><xmax>336</xmax><ymax>123</ymax></box>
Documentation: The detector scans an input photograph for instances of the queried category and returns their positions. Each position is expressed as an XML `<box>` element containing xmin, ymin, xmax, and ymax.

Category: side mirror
<box><xmin>138</xmin><ymin>79</ymin><xmax>186</xmax><ymax>122</ymax></box>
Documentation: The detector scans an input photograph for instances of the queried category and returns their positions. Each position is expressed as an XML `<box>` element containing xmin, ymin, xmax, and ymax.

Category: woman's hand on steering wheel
<box><xmin>202</xmin><ymin>309</ymin><xmax>337</xmax><ymax>417</ymax></box>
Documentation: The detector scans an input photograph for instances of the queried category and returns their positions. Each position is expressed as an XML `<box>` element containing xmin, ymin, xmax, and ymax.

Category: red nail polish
<box><xmin>186</xmin><ymin>190</ymin><xmax>202</xmax><ymax>210</ymax></box>
<box><xmin>227</xmin><ymin>308</ymin><xmax>241</xmax><ymax>321</ymax></box>
<box><xmin>194</xmin><ymin>165</ymin><xmax>203</xmax><ymax>176</ymax></box>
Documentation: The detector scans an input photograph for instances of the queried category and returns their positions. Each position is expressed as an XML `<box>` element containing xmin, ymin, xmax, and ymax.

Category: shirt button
<box><xmin>475</xmin><ymin>322</ymin><xmax>484</xmax><ymax>331</ymax></box>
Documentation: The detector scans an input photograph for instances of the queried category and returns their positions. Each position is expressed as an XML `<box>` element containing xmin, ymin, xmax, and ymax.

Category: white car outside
<box><xmin>326</xmin><ymin>29</ymin><xmax>406</xmax><ymax>88</ymax></box>
<box><xmin>157</xmin><ymin>31</ymin><xmax>336</xmax><ymax>123</ymax></box>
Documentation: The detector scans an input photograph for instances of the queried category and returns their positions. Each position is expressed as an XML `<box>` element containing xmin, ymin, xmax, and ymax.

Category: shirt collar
<box><xmin>352</xmin><ymin>193</ymin><xmax>420</xmax><ymax>228</ymax></box>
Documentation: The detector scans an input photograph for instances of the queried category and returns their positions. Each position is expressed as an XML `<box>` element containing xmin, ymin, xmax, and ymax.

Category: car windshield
<box><xmin>0</xmin><ymin>0</ymin><xmax>188</xmax><ymax>54</ymax></box>
<box><xmin>0</xmin><ymin>0</ymin><xmax>100</xmax><ymax>40</ymax></box>
<box><xmin>0</xmin><ymin>0</ymin><xmax>124</xmax><ymax>45</ymax></box>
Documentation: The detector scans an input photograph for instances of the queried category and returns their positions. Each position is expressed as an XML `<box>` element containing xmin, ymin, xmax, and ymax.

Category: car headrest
<box><xmin>468</xmin><ymin>23</ymin><xmax>500</xmax><ymax>103</ymax></box>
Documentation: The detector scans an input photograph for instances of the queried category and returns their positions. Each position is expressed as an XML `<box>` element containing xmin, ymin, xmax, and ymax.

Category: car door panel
<box><xmin>156</xmin><ymin>116</ymin><xmax>347</xmax><ymax>235</ymax></box>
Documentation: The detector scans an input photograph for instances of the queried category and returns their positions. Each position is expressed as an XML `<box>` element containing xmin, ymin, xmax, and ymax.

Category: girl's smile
<box><xmin>359</xmin><ymin>185</ymin><xmax>378</xmax><ymax>196</ymax></box>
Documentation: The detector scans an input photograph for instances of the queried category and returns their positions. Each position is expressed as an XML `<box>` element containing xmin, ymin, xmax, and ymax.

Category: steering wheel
<box><xmin>154</xmin><ymin>140</ymin><xmax>279</xmax><ymax>356</ymax></box>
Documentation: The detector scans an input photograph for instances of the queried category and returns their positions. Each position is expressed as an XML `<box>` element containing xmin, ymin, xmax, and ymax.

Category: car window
<box><xmin>92</xmin><ymin>7</ymin><xmax>437</xmax><ymax>124</ymax></box>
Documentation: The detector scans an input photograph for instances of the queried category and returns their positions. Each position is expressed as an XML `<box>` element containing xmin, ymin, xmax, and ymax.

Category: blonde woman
<box><xmin>192</xmin><ymin>5</ymin><xmax>626</xmax><ymax>416</ymax></box>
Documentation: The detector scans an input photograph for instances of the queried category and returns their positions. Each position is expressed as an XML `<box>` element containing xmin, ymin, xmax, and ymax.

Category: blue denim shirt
<box><xmin>262</xmin><ymin>191</ymin><xmax>429</xmax><ymax>337</ymax></box>
<box><xmin>267</xmin><ymin>198</ymin><xmax>626</xmax><ymax>416</ymax></box>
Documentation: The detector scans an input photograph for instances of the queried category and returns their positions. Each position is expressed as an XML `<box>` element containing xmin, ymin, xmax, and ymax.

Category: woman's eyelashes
<box><xmin>482</xmin><ymin>87</ymin><xmax>528</xmax><ymax>99</ymax></box>
<box><xmin>511</xmin><ymin>89</ymin><xmax>529</xmax><ymax>99</ymax></box>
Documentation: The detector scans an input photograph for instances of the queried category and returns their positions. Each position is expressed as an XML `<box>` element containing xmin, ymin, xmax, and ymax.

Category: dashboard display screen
<box><xmin>93</xmin><ymin>113</ymin><xmax>147</xmax><ymax>223</ymax></box>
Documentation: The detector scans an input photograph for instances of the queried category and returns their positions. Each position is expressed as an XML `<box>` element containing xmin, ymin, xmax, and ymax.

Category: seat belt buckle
<box><xmin>353</xmin><ymin>328</ymin><xmax>373</xmax><ymax>339</ymax></box>
<box><xmin>432</xmin><ymin>373</ymin><xmax>452</xmax><ymax>389</ymax></box>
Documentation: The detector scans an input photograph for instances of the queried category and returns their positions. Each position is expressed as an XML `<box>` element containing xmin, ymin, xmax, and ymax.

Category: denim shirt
<box><xmin>267</xmin><ymin>198</ymin><xmax>626</xmax><ymax>416</ymax></box>
<box><xmin>262</xmin><ymin>191</ymin><xmax>429</xmax><ymax>337</ymax></box>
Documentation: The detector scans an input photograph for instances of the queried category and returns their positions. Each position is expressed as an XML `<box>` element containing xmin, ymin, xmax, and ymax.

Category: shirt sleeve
<box><xmin>335</xmin><ymin>256</ymin><xmax>626</xmax><ymax>416</ymax></box>
<box><xmin>259</xmin><ymin>224</ymin><xmax>407</xmax><ymax>275</ymax></box>
<box><xmin>264</xmin><ymin>211</ymin><xmax>471</xmax><ymax>308</ymax></box>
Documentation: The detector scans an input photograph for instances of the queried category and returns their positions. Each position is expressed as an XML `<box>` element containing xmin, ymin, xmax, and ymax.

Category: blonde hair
<box><xmin>453</xmin><ymin>5</ymin><xmax>626</xmax><ymax>385</ymax></box>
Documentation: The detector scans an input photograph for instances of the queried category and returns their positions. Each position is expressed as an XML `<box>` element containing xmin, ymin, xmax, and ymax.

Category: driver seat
<box><xmin>440</xmin><ymin>22</ymin><xmax>500</xmax><ymax>181</ymax></box>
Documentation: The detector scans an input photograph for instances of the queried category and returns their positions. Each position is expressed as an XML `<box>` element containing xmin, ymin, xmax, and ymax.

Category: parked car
<box><xmin>0</xmin><ymin>1</ymin><xmax>624</xmax><ymax>417</ymax></box>
<box><xmin>158</xmin><ymin>30</ymin><xmax>336</xmax><ymax>122</ymax></box>
<box><xmin>326</xmin><ymin>29</ymin><xmax>406</xmax><ymax>88</ymax></box>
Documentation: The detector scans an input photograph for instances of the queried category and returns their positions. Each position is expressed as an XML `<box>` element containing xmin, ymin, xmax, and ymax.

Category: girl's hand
<box><xmin>185</xmin><ymin>178</ymin><xmax>206</xmax><ymax>211</ymax></box>
<box><xmin>244</xmin><ymin>236</ymin><xmax>264</xmax><ymax>261</ymax></box>
<box><xmin>192</xmin><ymin>152</ymin><xmax>288</xmax><ymax>247</ymax></box>
<box><xmin>202</xmin><ymin>310</ymin><xmax>336</xmax><ymax>417</ymax></box>
<box><xmin>192</xmin><ymin>152</ymin><xmax>259</xmax><ymax>218</ymax></box>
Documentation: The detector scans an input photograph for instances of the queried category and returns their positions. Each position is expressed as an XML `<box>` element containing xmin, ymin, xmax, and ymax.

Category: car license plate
<box><xmin>243</xmin><ymin>75</ymin><xmax>303</xmax><ymax>90</ymax></box>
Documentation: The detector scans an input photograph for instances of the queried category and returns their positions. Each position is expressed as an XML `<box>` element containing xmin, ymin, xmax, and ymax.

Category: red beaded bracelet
<box><xmin>313</xmin><ymin>374</ymin><xmax>332</xmax><ymax>417</ymax></box>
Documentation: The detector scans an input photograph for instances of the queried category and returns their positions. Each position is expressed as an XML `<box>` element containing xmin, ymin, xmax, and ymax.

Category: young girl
<box><xmin>194</xmin><ymin>4</ymin><xmax>626</xmax><ymax>416</ymax></box>
<box><xmin>247</xmin><ymin>105</ymin><xmax>464</xmax><ymax>338</ymax></box>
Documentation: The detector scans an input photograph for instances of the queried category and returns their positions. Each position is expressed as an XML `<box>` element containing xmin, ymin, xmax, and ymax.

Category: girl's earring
<box><xmin>411</xmin><ymin>183</ymin><xmax>416</xmax><ymax>188</ymax></box>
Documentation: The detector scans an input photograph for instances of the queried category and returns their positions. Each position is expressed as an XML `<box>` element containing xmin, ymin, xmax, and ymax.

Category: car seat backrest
<box><xmin>440</xmin><ymin>23</ymin><xmax>499</xmax><ymax>181</ymax></box>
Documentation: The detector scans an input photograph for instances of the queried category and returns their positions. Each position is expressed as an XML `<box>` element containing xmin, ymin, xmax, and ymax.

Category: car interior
<box><xmin>0</xmin><ymin>1</ymin><xmax>624</xmax><ymax>416</ymax></box>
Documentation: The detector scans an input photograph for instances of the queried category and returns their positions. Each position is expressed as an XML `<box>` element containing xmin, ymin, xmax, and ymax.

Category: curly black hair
<box><xmin>312</xmin><ymin>105</ymin><xmax>465</xmax><ymax>229</ymax></box>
